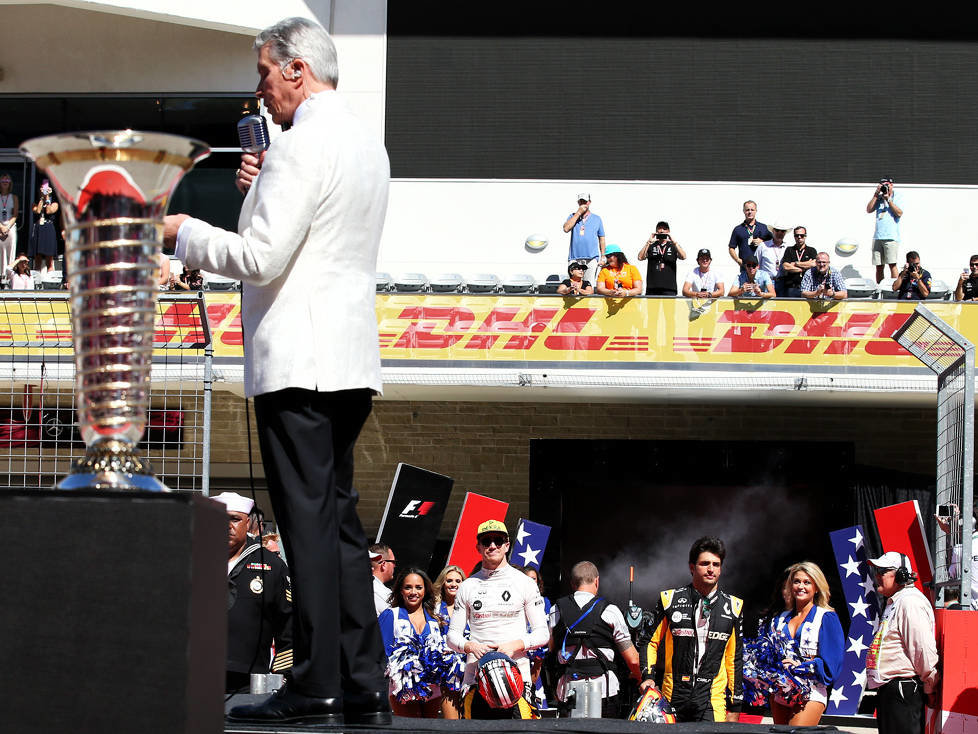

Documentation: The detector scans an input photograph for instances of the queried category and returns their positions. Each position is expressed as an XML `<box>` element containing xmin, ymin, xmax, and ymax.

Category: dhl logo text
<box><xmin>376</xmin><ymin>304</ymin><xmax>916</xmax><ymax>357</ymax></box>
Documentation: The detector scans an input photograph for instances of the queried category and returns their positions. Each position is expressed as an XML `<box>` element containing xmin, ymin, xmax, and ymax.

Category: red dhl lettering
<box><xmin>387</xmin><ymin>305</ymin><xmax>591</xmax><ymax>351</ymax></box>
<box><xmin>705</xmin><ymin>310</ymin><xmax>913</xmax><ymax>356</ymax></box>
<box><xmin>378</xmin><ymin>304</ymin><xmax>916</xmax><ymax>356</ymax></box>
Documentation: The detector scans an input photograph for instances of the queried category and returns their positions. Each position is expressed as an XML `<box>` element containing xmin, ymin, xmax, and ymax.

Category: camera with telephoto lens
<box><xmin>879</xmin><ymin>178</ymin><xmax>891</xmax><ymax>197</ymax></box>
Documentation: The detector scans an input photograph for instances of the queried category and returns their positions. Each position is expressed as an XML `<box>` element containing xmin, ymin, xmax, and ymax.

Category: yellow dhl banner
<box><xmin>2</xmin><ymin>293</ymin><xmax>976</xmax><ymax>368</ymax></box>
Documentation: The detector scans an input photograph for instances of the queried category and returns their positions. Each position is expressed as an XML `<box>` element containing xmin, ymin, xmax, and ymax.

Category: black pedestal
<box><xmin>1</xmin><ymin>489</ymin><xmax>226</xmax><ymax>733</ymax></box>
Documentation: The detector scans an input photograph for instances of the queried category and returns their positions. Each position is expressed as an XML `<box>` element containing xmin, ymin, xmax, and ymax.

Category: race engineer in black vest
<box><xmin>638</xmin><ymin>536</ymin><xmax>743</xmax><ymax>722</ymax></box>
<box><xmin>550</xmin><ymin>561</ymin><xmax>641</xmax><ymax>717</ymax></box>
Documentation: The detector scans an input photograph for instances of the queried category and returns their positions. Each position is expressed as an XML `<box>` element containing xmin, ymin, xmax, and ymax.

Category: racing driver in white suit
<box><xmin>447</xmin><ymin>520</ymin><xmax>549</xmax><ymax>719</ymax></box>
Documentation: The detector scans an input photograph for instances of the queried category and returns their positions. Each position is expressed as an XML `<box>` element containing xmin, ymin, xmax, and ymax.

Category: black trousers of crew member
<box><xmin>254</xmin><ymin>387</ymin><xmax>386</xmax><ymax>699</ymax></box>
<box><xmin>875</xmin><ymin>677</ymin><xmax>926</xmax><ymax>734</ymax></box>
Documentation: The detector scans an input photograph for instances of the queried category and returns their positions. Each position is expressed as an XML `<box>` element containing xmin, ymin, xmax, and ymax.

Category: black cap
<box><xmin>697</xmin><ymin>248</ymin><xmax>711</xmax><ymax>259</ymax></box>
<box><xmin>743</xmin><ymin>256</ymin><xmax>758</xmax><ymax>267</ymax></box>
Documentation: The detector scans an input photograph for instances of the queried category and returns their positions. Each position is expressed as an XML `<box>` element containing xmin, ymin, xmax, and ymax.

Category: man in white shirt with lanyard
<box><xmin>865</xmin><ymin>552</ymin><xmax>939</xmax><ymax>734</ymax></box>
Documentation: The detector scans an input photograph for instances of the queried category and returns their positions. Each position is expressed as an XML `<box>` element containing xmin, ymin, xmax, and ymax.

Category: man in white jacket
<box><xmin>164</xmin><ymin>16</ymin><xmax>389</xmax><ymax>728</ymax></box>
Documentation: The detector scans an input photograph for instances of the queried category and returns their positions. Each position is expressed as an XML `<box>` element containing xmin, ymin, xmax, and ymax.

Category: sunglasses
<box><xmin>479</xmin><ymin>535</ymin><xmax>508</xmax><ymax>548</ymax></box>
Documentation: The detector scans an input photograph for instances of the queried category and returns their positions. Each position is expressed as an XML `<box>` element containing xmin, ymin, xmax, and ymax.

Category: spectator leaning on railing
<box><xmin>781</xmin><ymin>227</ymin><xmax>817</xmax><ymax>298</ymax></box>
<box><xmin>801</xmin><ymin>253</ymin><xmax>846</xmax><ymax>300</ymax></box>
<box><xmin>955</xmin><ymin>255</ymin><xmax>978</xmax><ymax>301</ymax></box>
<box><xmin>729</xmin><ymin>256</ymin><xmax>774</xmax><ymax>299</ymax></box>
<box><xmin>682</xmin><ymin>249</ymin><xmax>724</xmax><ymax>299</ymax></box>
<box><xmin>596</xmin><ymin>245</ymin><xmax>643</xmax><ymax>297</ymax></box>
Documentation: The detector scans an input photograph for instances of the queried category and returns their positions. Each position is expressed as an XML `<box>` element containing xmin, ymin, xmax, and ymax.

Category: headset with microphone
<box><xmin>894</xmin><ymin>552</ymin><xmax>914</xmax><ymax>585</ymax></box>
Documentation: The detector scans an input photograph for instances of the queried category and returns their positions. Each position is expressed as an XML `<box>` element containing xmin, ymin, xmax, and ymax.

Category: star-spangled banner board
<box><xmin>874</xmin><ymin>500</ymin><xmax>934</xmax><ymax>599</ymax></box>
<box><xmin>509</xmin><ymin>518</ymin><xmax>551</xmax><ymax>571</ymax></box>
<box><xmin>447</xmin><ymin>492</ymin><xmax>509</xmax><ymax>575</ymax></box>
<box><xmin>375</xmin><ymin>464</ymin><xmax>454</xmax><ymax>571</ymax></box>
<box><xmin>825</xmin><ymin>525</ymin><xmax>880</xmax><ymax>716</ymax></box>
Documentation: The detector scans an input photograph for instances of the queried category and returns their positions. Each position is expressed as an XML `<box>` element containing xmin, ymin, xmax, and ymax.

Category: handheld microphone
<box><xmin>237</xmin><ymin>114</ymin><xmax>271</xmax><ymax>154</ymax></box>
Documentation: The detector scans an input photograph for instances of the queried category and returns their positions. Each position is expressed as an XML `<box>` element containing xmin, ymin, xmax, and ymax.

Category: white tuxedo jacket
<box><xmin>177</xmin><ymin>91</ymin><xmax>388</xmax><ymax>398</ymax></box>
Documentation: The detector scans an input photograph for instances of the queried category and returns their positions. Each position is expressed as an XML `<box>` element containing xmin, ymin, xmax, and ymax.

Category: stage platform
<box><xmin>224</xmin><ymin>695</ymin><xmax>876</xmax><ymax>733</ymax></box>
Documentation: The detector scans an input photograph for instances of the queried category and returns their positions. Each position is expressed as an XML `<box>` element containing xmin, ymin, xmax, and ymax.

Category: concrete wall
<box><xmin>0</xmin><ymin>0</ymin><xmax>387</xmax><ymax>138</ymax></box>
<box><xmin>208</xmin><ymin>389</ymin><xmax>937</xmax><ymax>539</ymax></box>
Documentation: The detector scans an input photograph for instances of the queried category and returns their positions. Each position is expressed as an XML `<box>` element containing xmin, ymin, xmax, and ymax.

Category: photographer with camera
<box><xmin>892</xmin><ymin>251</ymin><xmax>931</xmax><ymax>300</ymax></box>
<box><xmin>954</xmin><ymin>255</ymin><xmax>978</xmax><ymax>301</ymax></box>
<box><xmin>638</xmin><ymin>221</ymin><xmax>685</xmax><ymax>296</ymax></box>
<box><xmin>867</xmin><ymin>177</ymin><xmax>904</xmax><ymax>284</ymax></box>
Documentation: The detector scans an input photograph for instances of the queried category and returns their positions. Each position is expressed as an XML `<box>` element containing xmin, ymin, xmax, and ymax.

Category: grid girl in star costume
<box><xmin>767</xmin><ymin>561</ymin><xmax>844</xmax><ymax>726</ymax></box>
<box><xmin>379</xmin><ymin>567</ymin><xmax>459</xmax><ymax>718</ymax></box>
<box><xmin>433</xmin><ymin>565</ymin><xmax>467</xmax><ymax>719</ymax></box>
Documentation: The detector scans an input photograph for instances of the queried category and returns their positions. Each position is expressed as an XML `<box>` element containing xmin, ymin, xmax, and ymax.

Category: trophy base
<box><xmin>57</xmin><ymin>439</ymin><xmax>169</xmax><ymax>492</ymax></box>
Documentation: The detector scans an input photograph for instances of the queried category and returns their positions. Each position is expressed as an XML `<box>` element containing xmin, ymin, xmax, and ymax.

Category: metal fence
<box><xmin>893</xmin><ymin>304</ymin><xmax>975</xmax><ymax>606</ymax></box>
<box><xmin>0</xmin><ymin>291</ymin><xmax>212</xmax><ymax>492</ymax></box>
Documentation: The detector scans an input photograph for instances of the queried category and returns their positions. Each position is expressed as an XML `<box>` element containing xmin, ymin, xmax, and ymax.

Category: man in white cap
<box><xmin>865</xmin><ymin>551</ymin><xmax>939</xmax><ymax>734</ymax></box>
<box><xmin>213</xmin><ymin>492</ymin><xmax>293</xmax><ymax>694</ymax></box>
<box><xmin>369</xmin><ymin>543</ymin><xmax>396</xmax><ymax>615</ymax></box>
<box><xmin>447</xmin><ymin>520</ymin><xmax>549</xmax><ymax>719</ymax></box>
<box><xmin>563</xmin><ymin>192</ymin><xmax>606</xmax><ymax>287</ymax></box>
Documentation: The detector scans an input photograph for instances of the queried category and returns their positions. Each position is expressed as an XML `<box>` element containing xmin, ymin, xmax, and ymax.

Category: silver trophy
<box><xmin>20</xmin><ymin>131</ymin><xmax>210</xmax><ymax>491</ymax></box>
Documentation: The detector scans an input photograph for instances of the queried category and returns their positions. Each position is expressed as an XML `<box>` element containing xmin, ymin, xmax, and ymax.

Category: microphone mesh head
<box><xmin>237</xmin><ymin>114</ymin><xmax>270</xmax><ymax>154</ymax></box>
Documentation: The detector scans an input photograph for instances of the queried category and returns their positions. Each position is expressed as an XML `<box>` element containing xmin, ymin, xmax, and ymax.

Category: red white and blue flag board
<box><xmin>826</xmin><ymin>525</ymin><xmax>880</xmax><ymax>716</ymax></box>
<box><xmin>509</xmin><ymin>519</ymin><xmax>551</xmax><ymax>570</ymax></box>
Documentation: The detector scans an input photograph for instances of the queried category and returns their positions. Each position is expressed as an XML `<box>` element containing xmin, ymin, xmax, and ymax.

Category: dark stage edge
<box><xmin>224</xmin><ymin>696</ymin><xmax>873</xmax><ymax>734</ymax></box>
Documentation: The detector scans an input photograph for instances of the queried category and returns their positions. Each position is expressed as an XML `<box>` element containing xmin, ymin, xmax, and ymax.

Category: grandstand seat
<box><xmin>206</xmin><ymin>274</ymin><xmax>240</xmax><ymax>291</ymax></box>
<box><xmin>928</xmin><ymin>279</ymin><xmax>951</xmax><ymax>299</ymax></box>
<box><xmin>502</xmin><ymin>274</ymin><xmax>536</xmax><ymax>294</ymax></box>
<box><xmin>376</xmin><ymin>272</ymin><xmax>393</xmax><ymax>292</ymax></box>
<box><xmin>879</xmin><ymin>283</ymin><xmax>900</xmax><ymax>300</ymax></box>
<box><xmin>465</xmin><ymin>273</ymin><xmax>501</xmax><ymax>294</ymax></box>
<box><xmin>393</xmin><ymin>272</ymin><xmax>429</xmax><ymax>292</ymax></box>
<box><xmin>429</xmin><ymin>273</ymin><xmax>466</xmax><ymax>293</ymax></box>
<box><xmin>537</xmin><ymin>274</ymin><xmax>562</xmax><ymax>294</ymax></box>
<box><xmin>844</xmin><ymin>277</ymin><xmax>878</xmax><ymax>299</ymax></box>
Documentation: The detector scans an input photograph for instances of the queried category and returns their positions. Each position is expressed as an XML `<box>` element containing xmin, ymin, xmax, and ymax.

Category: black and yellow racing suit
<box><xmin>638</xmin><ymin>584</ymin><xmax>743</xmax><ymax>722</ymax></box>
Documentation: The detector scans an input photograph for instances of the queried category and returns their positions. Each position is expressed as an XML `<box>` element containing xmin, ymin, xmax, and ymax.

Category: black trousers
<box><xmin>875</xmin><ymin>677</ymin><xmax>925</xmax><ymax>734</ymax></box>
<box><xmin>253</xmin><ymin>387</ymin><xmax>386</xmax><ymax>699</ymax></box>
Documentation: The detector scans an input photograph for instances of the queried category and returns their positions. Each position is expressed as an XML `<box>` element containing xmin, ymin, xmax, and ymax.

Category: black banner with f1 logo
<box><xmin>376</xmin><ymin>463</ymin><xmax>454</xmax><ymax>572</ymax></box>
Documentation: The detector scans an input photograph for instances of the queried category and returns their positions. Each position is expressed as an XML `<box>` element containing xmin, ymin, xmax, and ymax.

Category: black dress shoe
<box><xmin>227</xmin><ymin>686</ymin><xmax>344</xmax><ymax>727</ymax></box>
<box><xmin>343</xmin><ymin>690</ymin><xmax>392</xmax><ymax>726</ymax></box>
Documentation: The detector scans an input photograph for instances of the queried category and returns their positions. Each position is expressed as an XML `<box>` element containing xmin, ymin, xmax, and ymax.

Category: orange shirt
<box><xmin>598</xmin><ymin>263</ymin><xmax>642</xmax><ymax>291</ymax></box>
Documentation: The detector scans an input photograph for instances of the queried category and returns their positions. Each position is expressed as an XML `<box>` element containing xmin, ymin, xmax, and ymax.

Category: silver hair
<box><xmin>254</xmin><ymin>17</ymin><xmax>338</xmax><ymax>87</ymax></box>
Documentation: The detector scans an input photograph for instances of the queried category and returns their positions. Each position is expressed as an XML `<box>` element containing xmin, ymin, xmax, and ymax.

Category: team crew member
<box><xmin>639</xmin><ymin>536</ymin><xmax>744</xmax><ymax>723</ymax></box>
<box><xmin>865</xmin><ymin>552</ymin><xmax>939</xmax><ymax>734</ymax></box>
<box><xmin>215</xmin><ymin>492</ymin><xmax>293</xmax><ymax>694</ymax></box>
<box><xmin>550</xmin><ymin>561</ymin><xmax>641</xmax><ymax>718</ymax></box>
<box><xmin>447</xmin><ymin>520</ymin><xmax>549</xmax><ymax>719</ymax></box>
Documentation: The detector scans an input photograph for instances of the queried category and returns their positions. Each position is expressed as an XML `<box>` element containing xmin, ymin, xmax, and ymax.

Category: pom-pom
<box><xmin>742</xmin><ymin>623</ymin><xmax>812</xmax><ymax>708</ymax></box>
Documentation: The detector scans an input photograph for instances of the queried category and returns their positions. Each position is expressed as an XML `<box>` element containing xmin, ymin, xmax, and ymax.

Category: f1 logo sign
<box><xmin>400</xmin><ymin>500</ymin><xmax>436</xmax><ymax>518</ymax></box>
